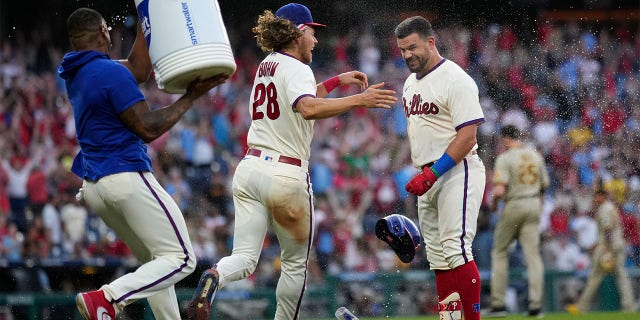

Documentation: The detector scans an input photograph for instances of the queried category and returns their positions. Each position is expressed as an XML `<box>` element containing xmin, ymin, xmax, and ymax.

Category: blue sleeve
<box><xmin>106</xmin><ymin>64</ymin><xmax>146</xmax><ymax>114</ymax></box>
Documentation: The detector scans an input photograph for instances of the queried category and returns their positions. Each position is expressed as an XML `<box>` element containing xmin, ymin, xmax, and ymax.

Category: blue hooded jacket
<box><xmin>58</xmin><ymin>50</ymin><xmax>152</xmax><ymax>181</ymax></box>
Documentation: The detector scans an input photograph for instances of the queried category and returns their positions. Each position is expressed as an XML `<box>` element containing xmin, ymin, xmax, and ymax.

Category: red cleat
<box><xmin>76</xmin><ymin>289</ymin><xmax>116</xmax><ymax>320</ymax></box>
<box><xmin>187</xmin><ymin>268</ymin><xmax>220</xmax><ymax>320</ymax></box>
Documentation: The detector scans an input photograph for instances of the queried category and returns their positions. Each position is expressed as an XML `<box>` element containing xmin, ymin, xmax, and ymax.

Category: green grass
<box><xmin>319</xmin><ymin>311</ymin><xmax>635</xmax><ymax>319</ymax></box>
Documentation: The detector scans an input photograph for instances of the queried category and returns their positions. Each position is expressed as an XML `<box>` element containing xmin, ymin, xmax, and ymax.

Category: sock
<box><xmin>451</xmin><ymin>261</ymin><xmax>482</xmax><ymax>320</ymax></box>
<box><xmin>435</xmin><ymin>269</ymin><xmax>461</xmax><ymax>320</ymax></box>
<box><xmin>434</xmin><ymin>268</ymin><xmax>457</xmax><ymax>300</ymax></box>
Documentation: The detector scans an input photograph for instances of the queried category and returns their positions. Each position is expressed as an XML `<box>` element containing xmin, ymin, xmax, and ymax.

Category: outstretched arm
<box><xmin>119</xmin><ymin>74</ymin><xmax>229</xmax><ymax>143</ymax></box>
<box><xmin>297</xmin><ymin>82</ymin><xmax>396</xmax><ymax>120</ymax></box>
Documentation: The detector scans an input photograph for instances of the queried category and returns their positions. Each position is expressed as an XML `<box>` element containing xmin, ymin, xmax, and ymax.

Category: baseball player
<box><xmin>394</xmin><ymin>16</ymin><xmax>486</xmax><ymax>320</ymax></box>
<box><xmin>486</xmin><ymin>125</ymin><xmax>549</xmax><ymax>317</ymax></box>
<box><xmin>567</xmin><ymin>189</ymin><xmax>635</xmax><ymax>314</ymax></box>
<box><xmin>59</xmin><ymin>8</ymin><xmax>228</xmax><ymax>320</ymax></box>
<box><xmin>186</xmin><ymin>3</ymin><xmax>397</xmax><ymax>320</ymax></box>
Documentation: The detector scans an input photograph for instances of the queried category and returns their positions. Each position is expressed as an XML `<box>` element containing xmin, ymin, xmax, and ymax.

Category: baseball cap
<box><xmin>275</xmin><ymin>3</ymin><xmax>326</xmax><ymax>29</ymax></box>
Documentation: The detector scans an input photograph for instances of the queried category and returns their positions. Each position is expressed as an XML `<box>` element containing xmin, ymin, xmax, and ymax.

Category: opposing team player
<box><xmin>59</xmin><ymin>8</ymin><xmax>228</xmax><ymax>320</ymax></box>
<box><xmin>487</xmin><ymin>125</ymin><xmax>549</xmax><ymax>317</ymax></box>
<box><xmin>395</xmin><ymin>16</ymin><xmax>486</xmax><ymax>320</ymax></box>
<box><xmin>567</xmin><ymin>189</ymin><xmax>636</xmax><ymax>314</ymax></box>
<box><xmin>187</xmin><ymin>3</ymin><xmax>397</xmax><ymax>320</ymax></box>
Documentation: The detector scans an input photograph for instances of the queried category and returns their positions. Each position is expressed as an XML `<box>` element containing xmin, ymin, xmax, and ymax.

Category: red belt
<box><xmin>247</xmin><ymin>149</ymin><xmax>302</xmax><ymax>167</ymax></box>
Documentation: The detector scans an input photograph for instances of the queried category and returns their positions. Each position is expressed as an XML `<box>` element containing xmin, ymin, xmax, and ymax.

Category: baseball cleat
<box><xmin>187</xmin><ymin>268</ymin><xmax>220</xmax><ymax>320</ymax></box>
<box><xmin>438</xmin><ymin>292</ymin><xmax>462</xmax><ymax>320</ymax></box>
<box><xmin>76</xmin><ymin>289</ymin><xmax>116</xmax><ymax>320</ymax></box>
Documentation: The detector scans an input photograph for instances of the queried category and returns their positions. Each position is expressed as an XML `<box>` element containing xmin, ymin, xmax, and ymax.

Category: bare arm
<box><xmin>297</xmin><ymin>82</ymin><xmax>396</xmax><ymax>120</ymax></box>
<box><xmin>119</xmin><ymin>74</ymin><xmax>229</xmax><ymax>143</ymax></box>
<box><xmin>316</xmin><ymin>71</ymin><xmax>368</xmax><ymax>98</ymax></box>
<box><xmin>118</xmin><ymin>23</ymin><xmax>152</xmax><ymax>84</ymax></box>
<box><xmin>444</xmin><ymin>124</ymin><xmax>479</xmax><ymax>163</ymax></box>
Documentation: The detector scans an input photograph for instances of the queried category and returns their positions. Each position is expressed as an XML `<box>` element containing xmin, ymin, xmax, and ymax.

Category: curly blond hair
<box><xmin>252</xmin><ymin>10</ymin><xmax>302</xmax><ymax>53</ymax></box>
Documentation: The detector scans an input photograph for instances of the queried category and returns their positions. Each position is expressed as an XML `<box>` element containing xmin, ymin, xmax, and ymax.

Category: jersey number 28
<box><xmin>252</xmin><ymin>82</ymin><xmax>280</xmax><ymax>120</ymax></box>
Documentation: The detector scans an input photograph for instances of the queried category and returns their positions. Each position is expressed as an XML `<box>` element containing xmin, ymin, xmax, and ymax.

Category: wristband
<box><xmin>430</xmin><ymin>153</ymin><xmax>456</xmax><ymax>178</ymax></box>
<box><xmin>322</xmin><ymin>76</ymin><xmax>340</xmax><ymax>93</ymax></box>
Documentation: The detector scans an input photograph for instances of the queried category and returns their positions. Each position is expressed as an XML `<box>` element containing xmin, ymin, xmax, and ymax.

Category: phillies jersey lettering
<box><xmin>403</xmin><ymin>94</ymin><xmax>440</xmax><ymax>117</ymax></box>
<box><xmin>401</xmin><ymin>59</ymin><xmax>485</xmax><ymax>167</ymax></box>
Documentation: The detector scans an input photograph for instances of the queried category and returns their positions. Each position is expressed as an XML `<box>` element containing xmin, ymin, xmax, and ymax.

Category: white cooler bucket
<box><xmin>135</xmin><ymin>0</ymin><xmax>236</xmax><ymax>93</ymax></box>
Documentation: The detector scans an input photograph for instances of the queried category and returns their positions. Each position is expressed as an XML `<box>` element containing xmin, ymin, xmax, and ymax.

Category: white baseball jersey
<box><xmin>246</xmin><ymin>52</ymin><xmax>316</xmax><ymax>160</ymax></box>
<box><xmin>402</xmin><ymin>59</ymin><xmax>485</xmax><ymax>168</ymax></box>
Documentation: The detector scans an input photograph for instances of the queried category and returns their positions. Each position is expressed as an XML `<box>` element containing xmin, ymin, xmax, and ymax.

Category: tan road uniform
<box><xmin>576</xmin><ymin>199</ymin><xmax>635</xmax><ymax>312</ymax></box>
<box><xmin>490</xmin><ymin>145</ymin><xmax>549</xmax><ymax>311</ymax></box>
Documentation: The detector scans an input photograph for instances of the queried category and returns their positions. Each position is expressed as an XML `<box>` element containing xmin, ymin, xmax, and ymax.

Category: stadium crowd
<box><xmin>0</xmin><ymin>11</ymin><xmax>639</xmax><ymax>307</ymax></box>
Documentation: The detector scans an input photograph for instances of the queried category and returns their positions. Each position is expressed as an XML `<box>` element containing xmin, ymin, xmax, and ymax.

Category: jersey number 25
<box><xmin>252</xmin><ymin>82</ymin><xmax>280</xmax><ymax>120</ymax></box>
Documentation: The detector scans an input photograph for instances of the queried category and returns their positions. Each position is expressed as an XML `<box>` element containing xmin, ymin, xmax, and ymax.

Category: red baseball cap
<box><xmin>275</xmin><ymin>3</ymin><xmax>326</xmax><ymax>29</ymax></box>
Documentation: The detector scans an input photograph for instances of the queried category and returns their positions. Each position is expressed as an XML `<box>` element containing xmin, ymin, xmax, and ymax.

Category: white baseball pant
<box><xmin>81</xmin><ymin>171</ymin><xmax>196</xmax><ymax>319</ymax></box>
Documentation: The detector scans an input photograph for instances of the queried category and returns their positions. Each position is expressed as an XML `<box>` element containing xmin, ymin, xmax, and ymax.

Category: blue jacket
<box><xmin>58</xmin><ymin>50</ymin><xmax>152</xmax><ymax>181</ymax></box>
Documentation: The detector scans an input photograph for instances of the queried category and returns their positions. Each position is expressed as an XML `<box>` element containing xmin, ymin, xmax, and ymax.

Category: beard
<box><xmin>302</xmin><ymin>54</ymin><xmax>312</xmax><ymax>64</ymax></box>
<box><xmin>405</xmin><ymin>56</ymin><xmax>428</xmax><ymax>74</ymax></box>
<box><xmin>301</xmin><ymin>48</ymin><xmax>313</xmax><ymax>64</ymax></box>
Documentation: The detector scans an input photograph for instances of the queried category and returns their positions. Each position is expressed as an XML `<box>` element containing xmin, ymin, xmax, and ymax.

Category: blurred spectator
<box><xmin>40</xmin><ymin>194</ymin><xmax>62</xmax><ymax>257</ymax></box>
<box><xmin>543</xmin><ymin>233</ymin><xmax>590</xmax><ymax>272</ymax></box>
<box><xmin>1</xmin><ymin>149</ymin><xmax>43</xmax><ymax>233</ymax></box>
<box><xmin>86</xmin><ymin>233</ymin><xmax>131</xmax><ymax>261</ymax></box>
<box><xmin>310</xmin><ymin>145</ymin><xmax>336</xmax><ymax>198</ymax></box>
<box><xmin>619</xmin><ymin>203</ymin><xmax>640</xmax><ymax>266</ymax></box>
<box><xmin>547</xmin><ymin>200</ymin><xmax>571</xmax><ymax>237</ymax></box>
<box><xmin>0</xmin><ymin>164</ymin><xmax>9</xmax><ymax>215</ymax></box>
<box><xmin>164</xmin><ymin>167</ymin><xmax>192</xmax><ymax>213</ymax></box>
<box><xmin>357</xmin><ymin>31</ymin><xmax>381</xmax><ymax>79</ymax></box>
<box><xmin>0</xmin><ymin>215</ymin><xmax>8</xmax><ymax>239</ymax></box>
<box><xmin>26</xmin><ymin>164</ymin><xmax>48</xmax><ymax>217</ymax></box>
<box><xmin>24</xmin><ymin>215</ymin><xmax>52</xmax><ymax>261</ymax></box>
<box><xmin>472</xmin><ymin>206</ymin><xmax>494</xmax><ymax>270</ymax></box>
<box><xmin>1</xmin><ymin>223</ymin><xmax>23</xmax><ymax>263</ymax></box>
<box><xmin>314</xmin><ymin>196</ymin><xmax>335</xmax><ymax>273</ymax></box>
<box><xmin>59</xmin><ymin>188</ymin><xmax>87</xmax><ymax>255</ymax></box>
<box><xmin>206</xmin><ymin>171</ymin><xmax>231</xmax><ymax>218</ymax></box>
<box><xmin>570</xmin><ymin>210</ymin><xmax>598</xmax><ymax>252</ymax></box>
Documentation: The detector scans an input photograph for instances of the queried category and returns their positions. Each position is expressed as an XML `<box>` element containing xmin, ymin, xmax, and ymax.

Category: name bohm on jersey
<box><xmin>258</xmin><ymin>61</ymin><xmax>279</xmax><ymax>78</ymax></box>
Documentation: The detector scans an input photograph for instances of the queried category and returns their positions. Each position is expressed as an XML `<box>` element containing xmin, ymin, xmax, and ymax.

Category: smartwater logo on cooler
<box><xmin>135</xmin><ymin>0</ymin><xmax>151</xmax><ymax>47</ymax></box>
<box><xmin>181</xmin><ymin>2</ymin><xmax>198</xmax><ymax>45</ymax></box>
